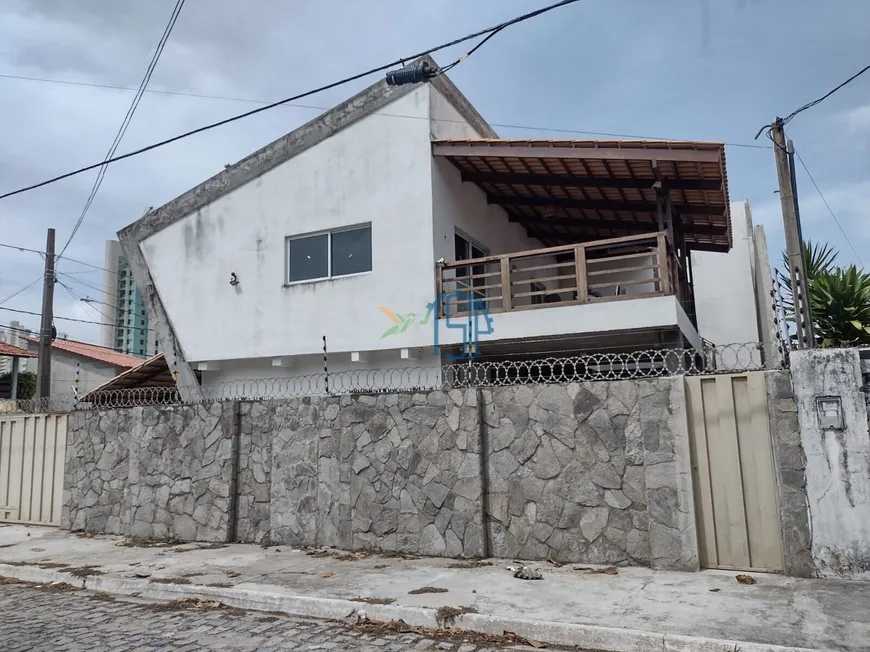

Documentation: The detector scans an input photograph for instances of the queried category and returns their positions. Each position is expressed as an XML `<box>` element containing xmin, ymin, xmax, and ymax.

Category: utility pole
<box><xmin>36</xmin><ymin>228</ymin><xmax>56</xmax><ymax>399</ymax></box>
<box><xmin>771</xmin><ymin>119</ymin><xmax>815</xmax><ymax>349</ymax></box>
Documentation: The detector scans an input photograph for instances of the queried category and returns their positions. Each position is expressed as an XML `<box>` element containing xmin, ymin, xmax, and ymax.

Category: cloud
<box><xmin>839</xmin><ymin>104</ymin><xmax>870</xmax><ymax>132</ymax></box>
<box><xmin>751</xmin><ymin>178</ymin><xmax>870</xmax><ymax>269</ymax></box>
<box><xmin>1</xmin><ymin>0</ymin><xmax>869</xmax><ymax>348</ymax></box>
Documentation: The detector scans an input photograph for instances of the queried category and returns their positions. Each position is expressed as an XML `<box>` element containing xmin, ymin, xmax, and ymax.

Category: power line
<box><xmin>0</xmin><ymin>71</ymin><xmax>772</xmax><ymax>150</ymax></box>
<box><xmin>0</xmin><ymin>306</ymin><xmax>154</xmax><ymax>331</ymax></box>
<box><xmin>0</xmin><ymin>241</ymin><xmax>118</xmax><ymax>275</ymax></box>
<box><xmin>0</xmin><ymin>321</ymin><xmax>131</xmax><ymax>350</ymax></box>
<box><xmin>57</xmin><ymin>0</ymin><xmax>186</xmax><ymax>260</ymax></box>
<box><xmin>57</xmin><ymin>280</ymin><xmax>119</xmax><ymax>327</ymax></box>
<box><xmin>0</xmin><ymin>0</ymin><xmax>583</xmax><ymax>201</ymax></box>
<box><xmin>0</xmin><ymin>276</ymin><xmax>42</xmax><ymax>306</ymax></box>
<box><xmin>793</xmin><ymin>149</ymin><xmax>865</xmax><ymax>267</ymax></box>
<box><xmin>57</xmin><ymin>276</ymin><xmax>145</xmax><ymax>322</ymax></box>
<box><xmin>782</xmin><ymin>63</ymin><xmax>870</xmax><ymax>126</ymax></box>
<box><xmin>57</xmin><ymin>271</ymin><xmax>121</xmax><ymax>300</ymax></box>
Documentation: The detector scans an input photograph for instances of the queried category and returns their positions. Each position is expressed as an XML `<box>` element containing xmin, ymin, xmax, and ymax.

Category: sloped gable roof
<box><xmin>26</xmin><ymin>337</ymin><xmax>143</xmax><ymax>368</ymax></box>
<box><xmin>119</xmin><ymin>55</ymin><xmax>495</xmax><ymax>245</ymax></box>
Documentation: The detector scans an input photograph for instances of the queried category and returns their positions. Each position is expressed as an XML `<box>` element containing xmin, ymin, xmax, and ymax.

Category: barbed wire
<box><xmin>0</xmin><ymin>342</ymin><xmax>784</xmax><ymax>414</ymax></box>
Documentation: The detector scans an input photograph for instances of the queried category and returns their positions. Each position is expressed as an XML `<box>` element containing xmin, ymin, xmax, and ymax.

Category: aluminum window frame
<box><xmin>284</xmin><ymin>223</ymin><xmax>372</xmax><ymax>286</ymax></box>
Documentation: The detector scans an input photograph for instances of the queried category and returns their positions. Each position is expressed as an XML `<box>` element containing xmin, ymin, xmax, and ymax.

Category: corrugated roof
<box><xmin>432</xmin><ymin>138</ymin><xmax>732</xmax><ymax>252</ymax></box>
<box><xmin>26</xmin><ymin>338</ymin><xmax>144</xmax><ymax>368</ymax></box>
<box><xmin>0</xmin><ymin>342</ymin><xmax>37</xmax><ymax>358</ymax></box>
<box><xmin>82</xmin><ymin>353</ymin><xmax>173</xmax><ymax>399</ymax></box>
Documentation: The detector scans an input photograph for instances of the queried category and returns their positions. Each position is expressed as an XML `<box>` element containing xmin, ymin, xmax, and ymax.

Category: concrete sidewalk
<box><xmin>1</xmin><ymin>525</ymin><xmax>867</xmax><ymax>651</ymax></box>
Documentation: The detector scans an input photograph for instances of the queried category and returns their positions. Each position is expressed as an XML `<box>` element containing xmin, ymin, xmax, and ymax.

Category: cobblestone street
<box><xmin>0</xmin><ymin>584</ymin><xmax>546</xmax><ymax>651</ymax></box>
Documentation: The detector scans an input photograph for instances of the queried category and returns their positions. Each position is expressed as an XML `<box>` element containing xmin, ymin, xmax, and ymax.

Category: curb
<box><xmin>0</xmin><ymin>564</ymin><xmax>816</xmax><ymax>652</ymax></box>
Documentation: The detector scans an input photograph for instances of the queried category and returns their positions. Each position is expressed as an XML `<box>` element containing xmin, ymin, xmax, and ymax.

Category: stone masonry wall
<box><xmin>62</xmin><ymin>379</ymin><xmax>699</xmax><ymax>569</ymax></box>
<box><xmin>481</xmin><ymin>378</ymin><xmax>698</xmax><ymax>570</ymax></box>
<box><xmin>235</xmin><ymin>401</ymin><xmax>272</xmax><ymax>543</ymax></box>
<box><xmin>266</xmin><ymin>390</ymin><xmax>484</xmax><ymax>557</ymax></box>
<box><xmin>63</xmin><ymin>403</ymin><xmax>236</xmax><ymax>542</ymax></box>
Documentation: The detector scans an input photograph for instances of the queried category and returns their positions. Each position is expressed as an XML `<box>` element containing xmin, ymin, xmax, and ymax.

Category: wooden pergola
<box><xmin>432</xmin><ymin>138</ymin><xmax>732</xmax><ymax>254</ymax></box>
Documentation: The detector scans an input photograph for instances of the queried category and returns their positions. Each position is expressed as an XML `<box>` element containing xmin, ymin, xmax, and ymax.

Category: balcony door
<box><xmin>454</xmin><ymin>232</ymin><xmax>488</xmax><ymax>313</ymax></box>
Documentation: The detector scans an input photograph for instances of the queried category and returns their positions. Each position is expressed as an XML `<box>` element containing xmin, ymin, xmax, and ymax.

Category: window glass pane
<box><xmin>455</xmin><ymin>233</ymin><xmax>468</xmax><ymax>261</ymax></box>
<box><xmin>331</xmin><ymin>227</ymin><xmax>372</xmax><ymax>277</ymax></box>
<box><xmin>288</xmin><ymin>234</ymin><xmax>328</xmax><ymax>282</ymax></box>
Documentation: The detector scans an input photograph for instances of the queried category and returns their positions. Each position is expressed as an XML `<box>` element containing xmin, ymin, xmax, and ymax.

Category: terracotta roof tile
<box><xmin>25</xmin><ymin>337</ymin><xmax>144</xmax><ymax>368</ymax></box>
<box><xmin>0</xmin><ymin>342</ymin><xmax>37</xmax><ymax>358</ymax></box>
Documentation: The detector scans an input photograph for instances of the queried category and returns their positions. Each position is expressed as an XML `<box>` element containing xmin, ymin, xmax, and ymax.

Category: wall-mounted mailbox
<box><xmin>816</xmin><ymin>396</ymin><xmax>844</xmax><ymax>430</ymax></box>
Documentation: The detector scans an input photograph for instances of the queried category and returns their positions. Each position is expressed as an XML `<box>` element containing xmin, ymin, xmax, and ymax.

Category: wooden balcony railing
<box><xmin>437</xmin><ymin>232</ymin><xmax>694</xmax><ymax>319</ymax></box>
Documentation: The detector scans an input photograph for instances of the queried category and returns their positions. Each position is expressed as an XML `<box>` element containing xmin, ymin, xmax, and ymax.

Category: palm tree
<box><xmin>778</xmin><ymin>241</ymin><xmax>870</xmax><ymax>348</ymax></box>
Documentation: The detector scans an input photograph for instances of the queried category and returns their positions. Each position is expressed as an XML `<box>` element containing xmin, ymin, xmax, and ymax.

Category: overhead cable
<box><xmin>0</xmin><ymin>0</ymin><xmax>583</xmax><ymax>201</ymax></box>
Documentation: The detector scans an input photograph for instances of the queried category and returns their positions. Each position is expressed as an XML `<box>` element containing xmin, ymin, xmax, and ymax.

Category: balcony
<box><xmin>438</xmin><ymin>231</ymin><xmax>694</xmax><ymax>318</ymax></box>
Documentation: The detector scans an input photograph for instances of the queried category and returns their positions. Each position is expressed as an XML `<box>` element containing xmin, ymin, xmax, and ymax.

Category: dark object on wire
<box><xmin>0</xmin><ymin>0</ymin><xmax>583</xmax><ymax>201</ymax></box>
<box><xmin>386</xmin><ymin>62</ymin><xmax>436</xmax><ymax>86</ymax></box>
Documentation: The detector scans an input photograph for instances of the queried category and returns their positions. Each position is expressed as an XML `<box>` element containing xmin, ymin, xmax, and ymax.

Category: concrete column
<box><xmin>10</xmin><ymin>356</ymin><xmax>19</xmax><ymax>400</ymax></box>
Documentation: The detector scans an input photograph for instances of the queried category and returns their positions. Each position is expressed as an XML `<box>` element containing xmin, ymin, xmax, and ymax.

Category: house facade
<box><xmin>118</xmin><ymin>58</ymin><xmax>771</xmax><ymax>398</ymax></box>
<box><xmin>25</xmin><ymin>337</ymin><xmax>144</xmax><ymax>407</ymax></box>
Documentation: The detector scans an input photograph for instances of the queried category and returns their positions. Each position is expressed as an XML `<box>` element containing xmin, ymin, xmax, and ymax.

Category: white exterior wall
<box><xmin>199</xmin><ymin>351</ymin><xmax>441</xmax><ymax>396</ymax></box>
<box><xmin>143</xmin><ymin>87</ymin><xmax>439</xmax><ymax>369</ymax></box>
<box><xmin>791</xmin><ymin>348</ymin><xmax>870</xmax><ymax>581</ymax></box>
<box><xmin>139</xmin><ymin>82</ymin><xmax>705</xmax><ymax>390</ymax></box>
<box><xmin>429</xmin><ymin>87</ymin><xmax>544</xmax><ymax>266</ymax></box>
<box><xmin>692</xmin><ymin>201</ymin><xmax>761</xmax><ymax>346</ymax></box>
<box><xmin>25</xmin><ymin>343</ymin><xmax>125</xmax><ymax>408</ymax></box>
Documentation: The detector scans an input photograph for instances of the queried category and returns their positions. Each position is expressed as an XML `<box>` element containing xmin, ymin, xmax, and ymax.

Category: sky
<box><xmin>0</xmin><ymin>0</ymin><xmax>868</xmax><ymax>346</ymax></box>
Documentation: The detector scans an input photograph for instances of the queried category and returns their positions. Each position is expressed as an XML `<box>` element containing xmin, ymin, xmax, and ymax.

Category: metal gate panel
<box><xmin>686</xmin><ymin>372</ymin><xmax>783</xmax><ymax>572</ymax></box>
<box><xmin>0</xmin><ymin>413</ymin><xmax>67</xmax><ymax>526</ymax></box>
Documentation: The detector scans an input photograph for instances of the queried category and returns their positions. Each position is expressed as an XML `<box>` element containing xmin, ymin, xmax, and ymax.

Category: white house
<box><xmin>118</xmin><ymin>56</ymin><xmax>772</xmax><ymax>398</ymax></box>
<box><xmin>25</xmin><ymin>337</ymin><xmax>144</xmax><ymax>408</ymax></box>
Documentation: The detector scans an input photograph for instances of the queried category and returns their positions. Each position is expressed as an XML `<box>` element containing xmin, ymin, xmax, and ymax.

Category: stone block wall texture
<box><xmin>62</xmin><ymin>380</ymin><xmax>700</xmax><ymax>569</ymax></box>
<box><xmin>62</xmin><ymin>403</ymin><xmax>236</xmax><ymax>542</ymax></box>
<box><xmin>267</xmin><ymin>390</ymin><xmax>485</xmax><ymax>557</ymax></box>
<box><xmin>765</xmin><ymin>370</ymin><xmax>813</xmax><ymax>578</ymax></box>
<box><xmin>235</xmin><ymin>401</ymin><xmax>272</xmax><ymax>543</ymax></box>
<box><xmin>481</xmin><ymin>378</ymin><xmax>698</xmax><ymax>570</ymax></box>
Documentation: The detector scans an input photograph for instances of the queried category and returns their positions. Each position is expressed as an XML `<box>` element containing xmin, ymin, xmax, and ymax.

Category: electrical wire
<box><xmin>0</xmin><ymin>71</ymin><xmax>772</xmax><ymax>149</ymax></box>
<box><xmin>57</xmin><ymin>0</ymin><xmax>186</xmax><ymax>260</ymax></box>
<box><xmin>782</xmin><ymin>63</ymin><xmax>870</xmax><ymax>126</ymax></box>
<box><xmin>57</xmin><ymin>280</ymin><xmax>125</xmax><ymax>328</ymax></box>
<box><xmin>0</xmin><ymin>321</ymin><xmax>131</xmax><ymax>350</ymax></box>
<box><xmin>438</xmin><ymin>25</ymin><xmax>507</xmax><ymax>74</ymax></box>
<box><xmin>0</xmin><ymin>242</ymin><xmax>118</xmax><ymax>275</ymax></box>
<box><xmin>0</xmin><ymin>0</ymin><xmax>583</xmax><ymax>201</ymax></box>
<box><xmin>57</xmin><ymin>276</ymin><xmax>145</xmax><ymax>323</ymax></box>
<box><xmin>756</xmin><ymin>63</ymin><xmax>870</xmax><ymax>139</ymax></box>
<box><xmin>57</xmin><ymin>271</ymin><xmax>121</xmax><ymax>300</ymax></box>
<box><xmin>0</xmin><ymin>306</ymin><xmax>154</xmax><ymax>331</ymax></box>
<box><xmin>793</xmin><ymin>149</ymin><xmax>865</xmax><ymax>267</ymax></box>
<box><xmin>0</xmin><ymin>276</ymin><xmax>42</xmax><ymax>306</ymax></box>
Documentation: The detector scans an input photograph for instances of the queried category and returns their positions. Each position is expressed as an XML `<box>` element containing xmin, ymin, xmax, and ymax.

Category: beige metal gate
<box><xmin>685</xmin><ymin>372</ymin><xmax>784</xmax><ymax>572</ymax></box>
<box><xmin>0</xmin><ymin>413</ymin><xmax>67</xmax><ymax>526</ymax></box>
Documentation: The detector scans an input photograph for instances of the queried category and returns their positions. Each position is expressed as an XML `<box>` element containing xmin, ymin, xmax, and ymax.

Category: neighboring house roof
<box><xmin>0</xmin><ymin>342</ymin><xmax>37</xmax><ymax>358</ymax></box>
<box><xmin>26</xmin><ymin>337</ymin><xmax>143</xmax><ymax>368</ymax></box>
<box><xmin>87</xmin><ymin>353</ymin><xmax>170</xmax><ymax>392</ymax></box>
<box><xmin>81</xmin><ymin>353</ymin><xmax>175</xmax><ymax>402</ymax></box>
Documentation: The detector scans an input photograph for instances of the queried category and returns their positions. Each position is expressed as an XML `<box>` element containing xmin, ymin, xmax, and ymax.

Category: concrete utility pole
<box><xmin>771</xmin><ymin>119</ymin><xmax>815</xmax><ymax>349</ymax></box>
<box><xmin>36</xmin><ymin>228</ymin><xmax>56</xmax><ymax>399</ymax></box>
